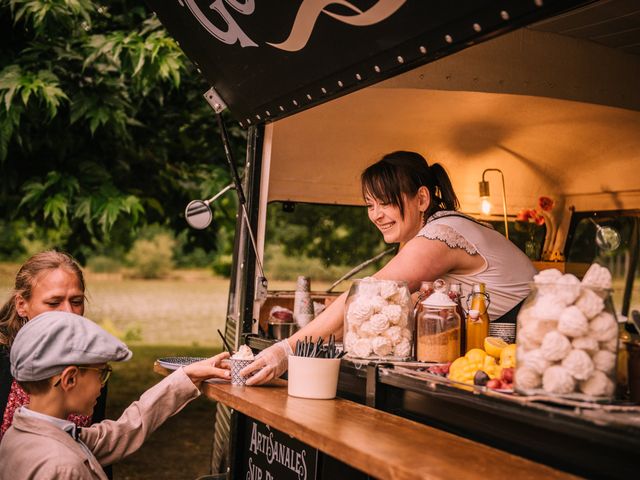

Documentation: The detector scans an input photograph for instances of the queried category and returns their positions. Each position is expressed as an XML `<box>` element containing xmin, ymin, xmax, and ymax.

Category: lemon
<box><xmin>484</xmin><ymin>336</ymin><xmax>508</xmax><ymax>359</ymax></box>
<box><xmin>500</xmin><ymin>344</ymin><xmax>517</xmax><ymax>368</ymax></box>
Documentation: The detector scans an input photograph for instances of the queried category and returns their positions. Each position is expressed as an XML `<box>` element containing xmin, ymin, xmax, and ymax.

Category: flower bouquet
<box><xmin>515</xmin><ymin>196</ymin><xmax>555</xmax><ymax>260</ymax></box>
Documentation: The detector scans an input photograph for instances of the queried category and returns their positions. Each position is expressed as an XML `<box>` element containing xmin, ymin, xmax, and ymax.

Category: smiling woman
<box><xmin>242</xmin><ymin>151</ymin><xmax>539</xmax><ymax>385</ymax></box>
<box><xmin>0</xmin><ymin>250</ymin><xmax>108</xmax><ymax>444</ymax></box>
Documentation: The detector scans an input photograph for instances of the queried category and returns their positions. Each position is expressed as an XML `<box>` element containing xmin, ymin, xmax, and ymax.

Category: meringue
<box><xmin>394</xmin><ymin>338</ymin><xmax>412</xmax><ymax>358</ymax></box>
<box><xmin>589</xmin><ymin>312</ymin><xmax>618</xmax><ymax>341</ymax></box>
<box><xmin>516</xmin><ymin>366</ymin><xmax>541</xmax><ymax>390</ymax></box>
<box><xmin>574</xmin><ymin>288</ymin><xmax>605</xmax><ymax>319</ymax></box>
<box><xmin>372</xmin><ymin>335</ymin><xmax>393</xmax><ymax>356</ymax></box>
<box><xmin>344</xmin><ymin>331</ymin><xmax>358</xmax><ymax>351</ymax></box>
<box><xmin>382</xmin><ymin>304</ymin><xmax>402</xmax><ymax>324</ymax></box>
<box><xmin>561</xmin><ymin>349</ymin><xmax>594</xmax><ymax>380</ymax></box>
<box><xmin>358</xmin><ymin>321</ymin><xmax>377</xmax><ymax>338</ymax></box>
<box><xmin>352</xmin><ymin>338</ymin><xmax>373</xmax><ymax>358</ymax></box>
<box><xmin>369</xmin><ymin>313</ymin><xmax>390</xmax><ymax>334</ymax></box>
<box><xmin>357</xmin><ymin>278</ymin><xmax>380</xmax><ymax>297</ymax></box>
<box><xmin>383</xmin><ymin>325</ymin><xmax>403</xmax><ymax>344</ymax></box>
<box><xmin>521</xmin><ymin>349</ymin><xmax>550</xmax><ymax>375</ymax></box>
<box><xmin>540</xmin><ymin>331</ymin><xmax>571</xmax><ymax>361</ymax></box>
<box><xmin>579</xmin><ymin>370</ymin><xmax>615</xmax><ymax>397</ymax></box>
<box><xmin>346</xmin><ymin>300</ymin><xmax>373</xmax><ymax>326</ymax></box>
<box><xmin>592</xmin><ymin>350</ymin><xmax>616</xmax><ymax>374</ymax></box>
<box><xmin>571</xmin><ymin>336</ymin><xmax>600</xmax><ymax>354</ymax></box>
<box><xmin>581</xmin><ymin>263</ymin><xmax>613</xmax><ymax>290</ymax></box>
<box><xmin>542</xmin><ymin>366</ymin><xmax>576</xmax><ymax>394</ymax></box>
<box><xmin>533</xmin><ymin>268</ymin><xmax>563</xmax><ymax>284</ymax></box>
<box><xmin>557</xmin><ymin>306</ymin><xmax>589</xmax><ymax>338</ymax></box>
<box><xmin>555</xmin><ymin>274</ymin><xmax>581</xmax><ymax>305</ymax></box>
<box><xmin>379</xmin><ymin>280</ymin><xmax>399</xmax><ymax>300</ymax></box>
<box><xmin>369</xmin><ymin>295</ymin><xmax>388</xmax><ymax>313</ymax></box>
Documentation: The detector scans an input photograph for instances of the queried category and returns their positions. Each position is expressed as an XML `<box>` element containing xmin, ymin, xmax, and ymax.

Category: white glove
<box><xmin>240</xmin><ymin>340</ymin><xmax>292</xmax><ymax>386</ymax></box>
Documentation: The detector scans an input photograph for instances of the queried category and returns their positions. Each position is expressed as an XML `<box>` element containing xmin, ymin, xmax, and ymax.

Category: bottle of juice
<box><xmin>465</xmin><ymin>283</ymin><xmax>490</xmax><ymax>352</ymax></box>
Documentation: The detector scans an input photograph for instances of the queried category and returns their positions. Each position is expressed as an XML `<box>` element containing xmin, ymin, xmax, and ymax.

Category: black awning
<box><xmin>146</xmin><ymin>0</ymin><xmax>591</xmax><ymax>127</ymax></box>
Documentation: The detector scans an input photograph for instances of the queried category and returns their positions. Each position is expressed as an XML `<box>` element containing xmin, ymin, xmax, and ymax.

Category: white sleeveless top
<box><xmin>416</xmin><ymin>211</ymin><xmax>537</xmax><ymax>320</ymax></box>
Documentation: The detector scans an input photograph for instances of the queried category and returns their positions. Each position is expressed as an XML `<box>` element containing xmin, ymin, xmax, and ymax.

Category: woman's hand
<box><xmin>183</xmin><ymin>352</ymin><xmax>231</xmax><ymax>386</ymax></box>
<box><xmin>239</xmin><ymin>340</ymin><xmax>292</xmax><ymax>386</ymax></box>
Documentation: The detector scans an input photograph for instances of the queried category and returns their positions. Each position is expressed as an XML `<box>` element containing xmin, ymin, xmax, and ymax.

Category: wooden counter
<box><xmin>154</xmin><ymin>364</ymin><xmax>576</xmax><ymax>480</ymax></box>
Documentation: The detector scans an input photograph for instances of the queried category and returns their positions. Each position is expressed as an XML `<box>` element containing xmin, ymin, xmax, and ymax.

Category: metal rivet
<box><xmin>374</xmin><ymin>65</ymin><xmax>381</xmax><ymax>73</ymax></box>
<box><xmin>473</xmin><ymin>23</ymin><xmax>481</xmax><ymax>32</ymax></box>
<box><xmin>266</xmin><ymin>111</ymin><xmax>271</xmax><ymax>116</ymax></box>
<box><xmin>355</xmin><ymin>73</ymin><xmax>362</xmax><ymax>80</ymax></box>
<box><xmin>397</xmin><ymin>55</ymin><xmax>404</xmax><ymax>63</ymax></box>
<box><xmin>419</xmin><ymin>46</ymin><xmax>427</xmax><ymax>54</ymax></box>
<box><xmin>445</xmin><ymin>34</ymin><xmax>453</xmax><ymax>43</ymax></box>
<box><xmin>306</xmin><ymin>94</ymin><xmax>312</xmax><ymax>100</ymax></box>
<box><xmin>256</xmin><ymin>114</ymin><xmax>261</xmax><ymax>120</ymax></box>
<box><xmin>246</xmin><ymin>119</ymin><xmax>251</xmax><ymax>124</ymax></box>
<box><xmin>500</xmin><ymin>10</ymin><xmax>509</xmax><ymax>20</ymax></box>
<box><xmin>292</xmin><ymin>100</ymin><xmax>298</xmax><ymax>106</ymax></box>
<box><xmin>196</xmin><ymin>68</ymin><xmax>202</xmax><ymax>74</ymax></box>
<box><xmin>321</xmin><ymin>87</ymin><xmax>327</xmax><ymax>94</ymax></box>
<box><xmin>239</xmin><ymin>122</ymin><xmax>243</xmax><ymax>128</ymax></box>
<box><xmin>279</xmin><ymin>105</ymin><xmax>284</xmax><ymax>111</ymax></box>
<box><xmin>337</xmin><ymin>80</ymin><xmax>343</xmax><ymax>87</ymax></box>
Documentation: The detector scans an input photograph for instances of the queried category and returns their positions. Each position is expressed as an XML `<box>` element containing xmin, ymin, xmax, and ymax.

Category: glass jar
<box><xmin>515</xmin><ymin>280</ymin><xmax>618</xmax><ymax>401</ymax></box>
<box><xmin>416</xmin><ymin>280</ymin><xmax>461</xmax><ymax>363</ymax></box>
<box><xmin>343</xmin><ymin>278</ymin><xmax>413</xmax><ymax>360</ymax></box>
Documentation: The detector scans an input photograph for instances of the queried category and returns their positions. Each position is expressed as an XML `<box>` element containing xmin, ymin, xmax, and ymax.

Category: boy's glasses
<box><xmin>78</xmin><ymin>365</ymin><xmax>113</xmax><ymax>385</ymax></box>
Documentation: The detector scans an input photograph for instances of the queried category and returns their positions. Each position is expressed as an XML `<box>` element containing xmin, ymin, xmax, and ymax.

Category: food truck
<box><xmin>147</xmin><ymin>0</ymin><xmax>640</xmax><ymax>478</ymax></box>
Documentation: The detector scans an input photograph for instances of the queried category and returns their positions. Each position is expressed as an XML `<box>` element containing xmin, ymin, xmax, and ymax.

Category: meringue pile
<box><xmin>516</xmin><ymin>264</ymin><xmax>618</xmax><ymax>398</ymax></box>
<box><xmin>344</xmin><ymin>278</ymin><xmax>413</xmax><ymax>359</ymax></box>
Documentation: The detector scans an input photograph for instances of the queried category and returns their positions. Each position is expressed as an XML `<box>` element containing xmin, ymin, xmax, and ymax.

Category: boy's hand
<box><xmin>183</xmin><ymin>352</ymin><xmax>231</xmax><ymax>385</ymax></box>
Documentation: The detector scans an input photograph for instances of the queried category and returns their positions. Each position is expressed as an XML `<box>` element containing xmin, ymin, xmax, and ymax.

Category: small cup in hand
<box><xmin>230</xmin><ymin>358</ymin><xmax>255</xmax><ymax>385</ymax></box>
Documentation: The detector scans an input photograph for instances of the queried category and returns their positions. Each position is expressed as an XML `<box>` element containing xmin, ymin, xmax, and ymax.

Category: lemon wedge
<box><xmin>484</xmin><ymin>337</ymin><xmax>508</xmax><ymax>359</ymax></box>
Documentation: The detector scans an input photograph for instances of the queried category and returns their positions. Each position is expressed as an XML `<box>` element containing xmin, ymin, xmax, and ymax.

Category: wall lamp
<box><xmin>479</xmin><ymin>168</ymin><xmax>509</xmax><ymax>240</ymax></box>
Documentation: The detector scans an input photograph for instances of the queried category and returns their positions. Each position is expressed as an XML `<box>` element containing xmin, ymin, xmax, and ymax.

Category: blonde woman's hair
<box><xmin>0</xmin><ymin>251</ymin><xmax>85</xmax><ymax>347</ymax></box>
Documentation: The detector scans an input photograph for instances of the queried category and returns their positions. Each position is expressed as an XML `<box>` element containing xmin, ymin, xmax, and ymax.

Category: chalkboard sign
<box><xmin>238</xmin><ymin>418</ymin><xmax>318</xmax><ymax>480</ymax></box>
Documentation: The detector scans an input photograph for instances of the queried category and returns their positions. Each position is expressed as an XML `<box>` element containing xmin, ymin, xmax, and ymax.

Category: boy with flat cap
<box><xmin>0</xmin><ymin>311</ymin><xmax>230</xmax><ymax>479</ymax></box>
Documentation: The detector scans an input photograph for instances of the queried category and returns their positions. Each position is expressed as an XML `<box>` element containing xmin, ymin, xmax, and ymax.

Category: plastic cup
<box><xmin>287</xmin><ymin>355</ymin><xmax>341</xmax><ymax>399</ymax></box>
<box><xmin>229</xmin><ymin>358</ymin><xmax>254</xmax><ymax>386</ymax></box>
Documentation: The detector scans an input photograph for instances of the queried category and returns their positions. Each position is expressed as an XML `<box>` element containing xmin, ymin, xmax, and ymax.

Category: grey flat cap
<box><xmin>11</xmin><ymin>311</ymin><xmax>132</xmax><ymax>381</ymax></box>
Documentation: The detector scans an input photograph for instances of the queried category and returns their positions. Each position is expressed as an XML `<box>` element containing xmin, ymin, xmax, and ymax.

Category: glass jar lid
<box><xmin>421</xmin><ymin>278</ymin><xmax>456</xmax><ymax>307</ymax></box>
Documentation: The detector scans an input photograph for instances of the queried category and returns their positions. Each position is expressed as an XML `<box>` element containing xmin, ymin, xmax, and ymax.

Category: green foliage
<box><xmin>265</xmin><ymin>202</ymin><xmax>387</xmax><ymax>267</ymax></box>
<box><xmin>0</xmin><ymin>0</ymin><xmax>245</xmax><ymax>265</ymax></box>
<box><xmin>86</xmin><ymin>254</ymin><xmax>122</xmax><ymax>273</ymax></box>
<box><xmin>126</xmin><ymin>230</ymin><xmax>175</xmax><ymax>278</ymax></box>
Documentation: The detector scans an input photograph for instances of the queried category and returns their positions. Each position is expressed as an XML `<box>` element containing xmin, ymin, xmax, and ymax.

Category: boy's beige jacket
<box><xmin>0</xmin><ymin>368</ymin><xmax>200</xmax><ymax>479</ymax></box>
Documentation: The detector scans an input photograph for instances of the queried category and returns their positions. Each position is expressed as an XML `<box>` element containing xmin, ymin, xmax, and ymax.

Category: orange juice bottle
<box><xmin>465</xmin><ymin>283</ymin><xmax>490</xmax><ymax>352</ymax></box>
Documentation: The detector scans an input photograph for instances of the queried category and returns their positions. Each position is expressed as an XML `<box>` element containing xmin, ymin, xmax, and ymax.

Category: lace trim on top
<box><xmin>417</xmin><ymin>223</ymin><xmax>478</xmax><ymax>256</ymax></box>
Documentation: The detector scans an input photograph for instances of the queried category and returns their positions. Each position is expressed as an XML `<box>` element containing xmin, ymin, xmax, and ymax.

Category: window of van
<box><xmin>263</xmin><ymin>202</ymin><xmax>388</xmax><ymax>291</ymax></box>
<box><xmin>565</xmin><ymin>211</ymin><xmax>640</xmax><ymax>318</ymax></box>
<box><xmin>485</xmin><ymin>219</ymin><xmax>546</xmax><ymax>261</ymax></box>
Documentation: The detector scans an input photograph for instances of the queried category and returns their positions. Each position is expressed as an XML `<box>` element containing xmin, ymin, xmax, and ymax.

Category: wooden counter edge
<box><xmin>154</xmin><ymin>363</ymin><xmax>578</xmax><ymax>480</ymax></box>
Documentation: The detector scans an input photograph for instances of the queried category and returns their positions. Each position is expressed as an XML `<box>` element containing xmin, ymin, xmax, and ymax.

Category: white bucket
<box><xmin>287</xmin><ymin>356</ymin><xmax>341</xmax><ymax>399</ymax></box>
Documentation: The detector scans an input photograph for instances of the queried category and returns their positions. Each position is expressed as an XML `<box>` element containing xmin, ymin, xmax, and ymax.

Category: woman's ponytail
<box><xmin>427</xmin><ymin>163</ymin><xmax>459</xmax><ymax>214</ymax></box>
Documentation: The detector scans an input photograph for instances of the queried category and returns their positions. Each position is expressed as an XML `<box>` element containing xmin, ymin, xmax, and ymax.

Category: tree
<box><xmin>0</xmin><ymin>0</ymin><xmax>245</xmax><ymax>264</ymax></box>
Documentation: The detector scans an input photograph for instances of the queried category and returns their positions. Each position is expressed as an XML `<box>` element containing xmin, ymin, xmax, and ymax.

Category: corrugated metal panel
<box><xmin>532</xmin><ymin>0</ymin><xmax>640</xmax><ymax>55</ymax></box>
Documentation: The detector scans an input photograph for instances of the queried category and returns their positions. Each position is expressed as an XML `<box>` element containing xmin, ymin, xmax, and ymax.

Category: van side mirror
<box><xmin>185</xmin><ymin>200</ymin><xmax>213</xmax><ymax>230</ymax></box>
<box><xmin>184</xmin><ymin>183</ymin><xmax>235</xmax><ymax>230</ymax></box>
